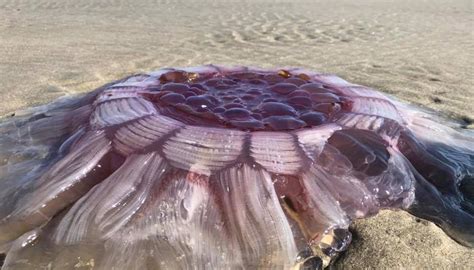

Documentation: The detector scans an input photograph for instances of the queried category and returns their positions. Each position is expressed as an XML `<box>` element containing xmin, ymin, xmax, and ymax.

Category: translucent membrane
<box><xmin>0</xmin><ymin>65</ymin><xmax>472</xmax><ymax>269</ymax></box>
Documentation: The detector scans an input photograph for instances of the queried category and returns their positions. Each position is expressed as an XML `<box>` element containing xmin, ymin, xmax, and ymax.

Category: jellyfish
<box><xmin>0</xmin><ymin>65</ymin><xmax>472</xmax><ymax>269</ymax></box>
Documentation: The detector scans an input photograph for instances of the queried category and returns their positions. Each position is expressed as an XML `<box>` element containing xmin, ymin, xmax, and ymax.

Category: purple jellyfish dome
<box><xmin>138</xmin><ymin>68</ymin><xmax>341</xmax><ymax>132</ymax></box>
<box><xmin>0</xmin><ymin>65</ymin><xmax>472</xmax><ymax>269</ymax></box>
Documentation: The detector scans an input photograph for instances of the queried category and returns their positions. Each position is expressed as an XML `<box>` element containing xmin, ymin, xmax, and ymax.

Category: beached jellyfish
<box><xmin>0</xmin><ymin>65</ymin><xmax>472</xmax><ymax>269</ymax></box>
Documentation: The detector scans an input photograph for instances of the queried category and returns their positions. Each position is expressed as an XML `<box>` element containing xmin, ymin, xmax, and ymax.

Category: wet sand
<box><xmin>0</xmin><ymin>0</ymin><xmax>473</xmax><ymax>268</ymax></box>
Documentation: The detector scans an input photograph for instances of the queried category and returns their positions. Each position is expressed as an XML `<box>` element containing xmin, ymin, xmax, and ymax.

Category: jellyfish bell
<box><xmin>0</xmin><ymin>65</ymin><xmax>472</xmax><ymax>269</ymax></box>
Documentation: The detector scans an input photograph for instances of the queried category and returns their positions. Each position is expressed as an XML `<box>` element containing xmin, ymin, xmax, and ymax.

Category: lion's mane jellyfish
<box><xmin>0</xmin><ymin>65</ymin><xmax>472</xmax><ymax>269</ymax></box>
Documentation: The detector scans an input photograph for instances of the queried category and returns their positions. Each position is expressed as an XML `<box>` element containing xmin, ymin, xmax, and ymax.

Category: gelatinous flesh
<box><xmin>0</xmin><ymin>65</ymin><xmax>472</xmax><ymax>269</ymax></box>
<box><xmin>138</xmin><ymin>69</ymin><xmax>350</xmax><ymax>132</ymax></box>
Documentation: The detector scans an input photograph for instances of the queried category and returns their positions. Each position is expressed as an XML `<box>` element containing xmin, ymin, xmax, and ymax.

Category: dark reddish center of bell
<box><xmin>143</xmin><ymin>69</ymin><xmax>344</xmax><ymax>131</ymax></box>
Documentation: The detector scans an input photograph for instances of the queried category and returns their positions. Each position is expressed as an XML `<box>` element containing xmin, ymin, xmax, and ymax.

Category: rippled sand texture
<box><xmin>0</xmin><ymin>0</ymin><xmax>473</xmax><ymax>268</ymax></box>
<box><xmin>0</xmin><ymin>0</ymin><xmax>473</xmax><ymax>123</ymax></box>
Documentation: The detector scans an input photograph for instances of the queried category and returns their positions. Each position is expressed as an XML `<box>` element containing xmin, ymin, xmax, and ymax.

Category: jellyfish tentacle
<box><xmin>0</xmin><ymin>88</ymin><xmax>163</xmax><ymax>247</ymax></box>
<box><xmin>247</xmin><ymin>128</ymin><xmax>354</xmax><ymax>258</ymax></box>
<box><xmin>54</xmin><ymin>152</ymin><xmax>166</xmax><ymax>244</ymax></box>
<box><xmin>0</xmin><ymin>89</ymin><xmax>106</xmax><ymax>252</ymax></box>
<box><xmin>274</xmin><ymin>171</ymin><xmax>350</xmax><ymax>242</ymax></box>
<box><xmin>272</xmin><ymin>165</ymin><xmax>359</xmax><ymax>267</ymax></box>
<box><xmin>0</xmin><ymin>127</ymin><xmax>86</xmax><ymax>221</ymax></box>
<box><xmin>102</xmin><ymin>169</ymin><xmax>230</xmax><ymax>270</ymax></box>
<box><xmin>0</xmin><ymin>103</ymin><xmax>92</xmax><ymax>172</ymax></box>
<box><xmin>363</xmin><ymin>147</ymin><xmax>415</xmax><ymax>208</ymax></box>
<box><xmin>405</xmin><ymin>112</ymin><xmax>474</xmax><ymax>183</ymax></box>
<box><xmin>0</xmin><ymin>130</ymin><xmax>120</xmax><ymax>246</ymax></box>
<box><xmin>320</xmin><ymin>129</ymin><xmax>417</xmax><ymax>210</ymax></box>
<box><xmin>0</xmin><ymin>83</ymin><xmax>105</xmax><ymax>166</ymax></box>
<box><xmin>407</xmin><ymin>169</ymin><xmax>474</xmax><ymax>247</ymax></box>
<box><xmin>397</xmin><ymin>131</ymin><xmax>461</xmax><ymax>196</ymax></box>
<box><xmin>212</xmin><ymin>163</ymin><xmax>298</xmax><ymax>268</ymax></box>
<box><xmin>326</xmin><ymin>129</ymin><xmax>390</xmax><ymax>176</ymax></box>
<box><xmin>386</xmin><ymin>103</ymin><xmax>474</xmax><ymax>247</ymax></box>
<box><xmin>4</xmin><ymin>155</ymin><xmax>238</xmax><ymax>269</ymax></box>
<box><xmin>397</xmin><ymin>131</ymin><xmax>474</xmax><ymax>247</ymax></box>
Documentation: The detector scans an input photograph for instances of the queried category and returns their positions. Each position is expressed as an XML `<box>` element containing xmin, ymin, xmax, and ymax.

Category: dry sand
<box><xmin>0</xmin><ymin>0</ymin><xmax>473</xmax><ymax>268</ymax></box>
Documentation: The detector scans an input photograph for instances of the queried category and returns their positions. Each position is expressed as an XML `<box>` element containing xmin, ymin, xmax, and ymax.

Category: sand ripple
<box><xmin>0</xmin><ymin>0</ymin><xmax>473</xmax><ymax>267</ymax></box>
<box><xmin>0</xmin><ymin>0</ymin><xmax>472</xmax><ymax>125</ymax></box>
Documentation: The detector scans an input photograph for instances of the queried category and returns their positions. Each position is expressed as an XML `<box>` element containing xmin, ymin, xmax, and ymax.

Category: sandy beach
<box><xmin>0</xmin><ymin>0</ymin><xmax>473</xmax><ymax>268</ymax></box>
